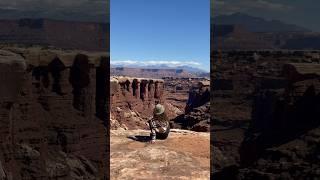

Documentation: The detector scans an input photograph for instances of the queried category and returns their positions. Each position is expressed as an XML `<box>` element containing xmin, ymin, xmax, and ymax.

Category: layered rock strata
<box><xmin>110</xmin><ymin>76</ymin><xmax>165</xmax><ymax>129</ymax></box>
<box><xmin>212</xmin><ymin>50</ymin><xmax>320</xmax><ymax>179</ymax></box>
<box><xmin>0</xmin><ymin>48</ymin><xmax>109</xmax><ymax>179</ymax></box>
<box><xmin>171</xmin><ymin>80</ymin><xmax>211</xmax><ymax>132</ymax></box>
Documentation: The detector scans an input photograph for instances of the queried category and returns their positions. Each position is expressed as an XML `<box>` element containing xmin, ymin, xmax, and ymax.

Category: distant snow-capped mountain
<box><xmin>111</xmin><ymin>63</ymin><xmax>208</xmax><ymax>74</ymax></box>
<box><xmin>110</xmin><ymin>63</ymin><xmax>209</xmax><ymax>78</ymax></box>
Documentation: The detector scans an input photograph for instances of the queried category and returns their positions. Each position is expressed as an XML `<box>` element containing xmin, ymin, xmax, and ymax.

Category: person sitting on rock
<box><xmin>148</xmin><ymin>104</ymin><xmax>170</xmax><ymax>143</ymax></box>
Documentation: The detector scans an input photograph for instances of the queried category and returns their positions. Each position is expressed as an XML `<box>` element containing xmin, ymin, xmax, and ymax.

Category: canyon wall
<box><xmin>110</xmin><ymin>76</ymin><xmax>211</xmax><ymax>132</ymax></box>
<box><xmin>171</xmin><ymin>80</ymin><xmax>210</xmax><ymax>132</ymax></box>
<box><xmin>110</xmin><ymin>76</ymin><xmax>165</xmax><ymax>130</ymax></box>
<box><xmin>0</xmin><ymin>47</ymin><xmax>109</xmax><ymax>179</ymax></box>
<box><xmin>212</xmin><ymin>50</ymin><xmax>320</xmax><ymax>179</ymax></box>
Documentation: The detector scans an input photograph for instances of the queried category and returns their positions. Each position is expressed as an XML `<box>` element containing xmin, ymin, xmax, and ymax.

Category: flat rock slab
<box><xmin>111</xmin><ymin>129</ymin><xmax>210</xmax><ymax>180</ymax></box>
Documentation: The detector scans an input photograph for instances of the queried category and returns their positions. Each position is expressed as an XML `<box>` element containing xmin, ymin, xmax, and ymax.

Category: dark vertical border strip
<box><xmin>107</xmin><ymin>8</ymin><xmax>111</xmax><ymax>180</ymax></box>
<box><xmin>210</xmin><ymin>0</ymin><xmax>214</xmax><ymax>178</ymax></box>
<box><xmin>106</xmin><ymin>0</ymin><xmax>110</xmax><ymax>179</ymax></box>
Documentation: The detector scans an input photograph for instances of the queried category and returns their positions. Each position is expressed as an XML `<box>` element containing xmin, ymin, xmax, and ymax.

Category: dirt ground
<box><xmin>110</xmin><ymin>129</ymin><xmax>210</xmax><ymax>180</ymax></box>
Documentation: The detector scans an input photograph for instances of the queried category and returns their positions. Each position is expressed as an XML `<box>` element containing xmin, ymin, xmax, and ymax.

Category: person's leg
<box><xmin>155</xmin><ymin>122</ymin><xmax>170</xmax><ymax>140</ymax></box>
<box><xmin>148</xmin><ymin>120</ymin><xmax>156</xmax><ymax>141</ymax></box>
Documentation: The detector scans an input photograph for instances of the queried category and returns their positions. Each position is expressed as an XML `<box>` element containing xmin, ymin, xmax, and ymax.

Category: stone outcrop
<box><xmin>240</xmin><ymin>63</ymin><xmax>320</xmax><ymax>167</ymax></box>
<box><xmin>0</xmin><ymin>48</ymin><xmax>109</xmax><ymax>179</ymax></box>
<box><xmin>212</xmin><ymin>50</ymin><xmax>320</xmax><ymax>179</ymax></box>
<box><xmin>110</xmin><ymin>129</ymin><xmax>210</xmax><ymax>179</ymax></box>
<box><xmin>110</xmin><ymin>76</ymin><xmax>165</xmax><ymax>130</ymax></box>
<box><xmin>111</xmin><ymin>75</ymin><xmax>211</xmax><ymax>133</ymax></box>
<box><xmin>163</xmin><ymin>77</ymin><xmax>209</xmax><ymax>119</ymax></box>
<box><xmin>172</xmin><ymin>80</ymin><xmax>211</xmax><ymax>132</ymax></box>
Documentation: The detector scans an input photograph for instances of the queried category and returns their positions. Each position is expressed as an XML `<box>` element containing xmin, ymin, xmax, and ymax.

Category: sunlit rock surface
<box><xmin>110</xmin><ymin>129</ymin><xmax>210</xmax><ymax>180</ymax></box>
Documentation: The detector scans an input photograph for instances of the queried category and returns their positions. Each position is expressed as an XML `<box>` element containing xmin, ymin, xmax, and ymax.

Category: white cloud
<box><xmin>111</xmin><ymin>60</ymin><xmax>201</xmax><ymax>67</ymax></box>
<box><xmin>111</xmin><ymin>60</ymin><xmax>139</xmax><ymax>65</ymax></box>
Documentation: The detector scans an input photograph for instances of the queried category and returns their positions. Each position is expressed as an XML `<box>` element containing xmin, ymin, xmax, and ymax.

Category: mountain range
<box><xmin>0</xmin><ymin>5</ymin><xmax>108</xmax><ymax>23</ymax></box>
<box><xmin>211</xmin><ymin>13</ymin><xmax>320</xmax><ymax>50</ymax></box>
<box><xmin>0</xmin><ymin>18</ymin><xmax>109</xmax><ymax>51</ymax></box>
<box><xmin>111</xmin><ymin>64</ymin><xmax>209</xmax><ymax>78</ymax></box>
<box><xmin>112</xmin><ymin>64</ymin><xmax>207</xmax><ymax>72</ymax></box>
<box><xmin>212</xmin><ymin>12</ymin><xmax>310</xmax><ymax>32</ymax></box>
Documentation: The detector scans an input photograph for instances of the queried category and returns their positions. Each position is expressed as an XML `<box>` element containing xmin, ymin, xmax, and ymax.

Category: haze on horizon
<box><xmin>111</xmin><ymin>0</ymin><xmax>210</xmax><ymax>72</ymax></box>
<box><xmin>212</xmin><ymin>0</ymin><xmax>320</xmax><ymax>32</ymax></box>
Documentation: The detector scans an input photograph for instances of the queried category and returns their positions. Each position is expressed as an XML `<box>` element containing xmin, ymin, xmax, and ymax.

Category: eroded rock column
<box><xmin>111</xmin><ymin>77</ymin><xmax>165</xmax><ymax>102</ymax></box>
<box><xmin>69</xmin><ymin>54</ymin><xmax>91</xmax><ymax>116</ymax></box>
<box><xmin>96</xmin><ymin>56</ymin><xmax>109</xmax><ymax>121</ymax></box>
<box><xmin>148</xmin><ymin>80</ymin><xmax>155</xmax><ymax>101</ymax></box>
<box><xmin>155</xmin><ymin>81</ymin><xmax>164</xmax><ymax>99</ymax></box>
<box><xmin>132</xmin><ymin>79</ymin><xmax>140</xmax><ymax>99</ymax></box>
<box><xmin>140</xmin><ymin>80</ymin><xmax>149</xmax><ymax>101</ymax></box>
<box><xmin>0</xmin><ymin>51</ymin><xmax>26</xmax><ymax>179</ymax></box>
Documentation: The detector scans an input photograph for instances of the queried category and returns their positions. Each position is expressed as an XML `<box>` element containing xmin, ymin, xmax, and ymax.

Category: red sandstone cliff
<box><xmin>0</xmin><ymin>47</ymin><xmax>109</xmax><ymax>179</ymax></box>
<box><xmin>110</xmin><ymin>76</ymin><xmax>165</xmax><ymax>130</ymax></box>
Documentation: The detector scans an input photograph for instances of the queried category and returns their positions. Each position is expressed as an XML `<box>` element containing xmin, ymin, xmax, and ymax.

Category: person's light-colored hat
<box><xmin>154</xmin><ymin>104</ymin><xmax>165</xmax><ymax>115</ymax></box>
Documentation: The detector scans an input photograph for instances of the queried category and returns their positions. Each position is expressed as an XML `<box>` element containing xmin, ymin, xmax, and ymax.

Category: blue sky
<box><xmin>111</xmin><ymin>0</ymin><xmax>210</xmax><ymax>72</ymax></box>
<box><xmin>212</xmin><ymin>0</ymin><xmax>320</xmax><ymax>32</ymax></box>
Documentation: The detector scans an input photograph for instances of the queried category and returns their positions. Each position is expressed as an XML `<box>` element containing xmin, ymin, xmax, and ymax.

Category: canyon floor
<box><xmin>110</xmin><ymin>129</ymin><xmax>210</xmax><ymax>180</ymax></box>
